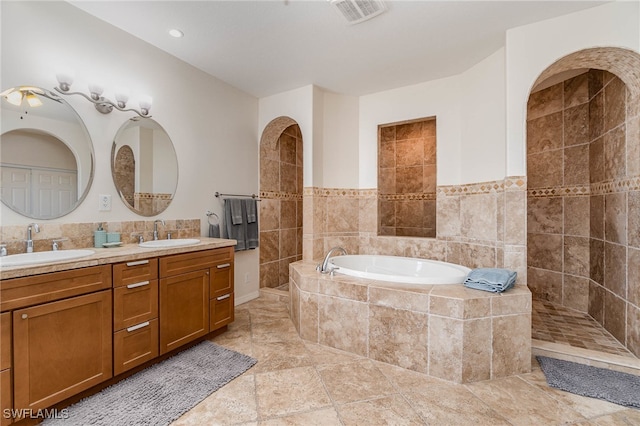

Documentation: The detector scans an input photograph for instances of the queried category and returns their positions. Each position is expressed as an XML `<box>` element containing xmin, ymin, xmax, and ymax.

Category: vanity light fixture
<box><xmin>1</xmin><ymin>86</ymin><xmax>57</xmax><ymax>107</ymax></box>
<box><xmin>54</xmin><ymin>70</ymin><xmax>152</xmax><ymax>118</ymax></box>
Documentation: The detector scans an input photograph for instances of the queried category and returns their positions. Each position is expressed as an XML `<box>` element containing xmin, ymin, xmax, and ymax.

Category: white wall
<box><xmin>459</xmin><ymin>48</ymin><xmax>506</xmax><ymax>183</ymax></box>
<box><xmin>506</xmin><ymin>1</ymin><xmax>640</xmax><ymax>176</ymax></box>
<box><xmin>322</xmin><ymin>92</ymin><xmax>360</xmax><ymax>188</ymax></box>
<box><xmin>0</xmin><ymin>1</ymin><xmax>260</xmax><ymax>303</ymax></box>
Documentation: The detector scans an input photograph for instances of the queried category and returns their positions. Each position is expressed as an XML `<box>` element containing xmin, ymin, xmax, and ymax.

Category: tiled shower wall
<box><xmin>526</xmin><ymin>70</ymin><xmax>640</xmax><ymax>357</ymax></box>
<box><xmin>259</xmin><ymin>124</ymin><xmax>303</xmax><ymax>288</ymax></box>
<box><xmin>378</xmin><ymin>118</ymin><xmax>437</xmax><ymax>237</ymax></box>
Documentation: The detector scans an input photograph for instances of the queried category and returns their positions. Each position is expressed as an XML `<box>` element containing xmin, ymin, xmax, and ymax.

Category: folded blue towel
<box><xmin>463</xmin><ymin>268</ymin><xmax>517</xmax><ymax>293</ymax></box>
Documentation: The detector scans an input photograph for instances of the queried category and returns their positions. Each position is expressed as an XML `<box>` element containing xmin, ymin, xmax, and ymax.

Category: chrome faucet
<box><xmin>153</xmin><ymin>219</ymin><xmax>165</xmax><ymax>240</ymax></box>
<box><xmin>0</xmin><ymin>245</ymin><xmax>6</xmax><ymax>257</ymax></box>
<box><xmin>26</xmin><ymin>223</ymin><xmax>40</xmax><ymax>253</ymax></box>
<box><xmin>316</xmin><ymin>246</ymin><xmax>347</xmax><ymax>274</ymax></box>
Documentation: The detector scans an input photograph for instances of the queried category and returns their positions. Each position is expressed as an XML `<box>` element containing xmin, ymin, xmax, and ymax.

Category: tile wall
<box><xmin>302</xmin><ymin>176</ymin><xmax>527</xmax><ymax>287</ymax></box>
<box><xmin>378</xmin><ymin>118</ymin><xmax>437</xmax><ymax>237</ymax></box>
<box><xmin>259</xmin><ymin>124</ymin><xmax>303</xmax><ymax>288</ymax></box>
<box><xmin>0</xmin><ymin>219</ymin><xmax>201</xmax><ymax>253</ymax></box>
<box><xmin>526</xmin><ymin>70</ymin><xmax>640</xmax><ymax>357</ymax></box>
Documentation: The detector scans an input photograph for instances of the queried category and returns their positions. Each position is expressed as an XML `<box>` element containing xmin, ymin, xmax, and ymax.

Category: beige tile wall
<box><xmin>0</xmin><ymin>219</ymin><xmax>201</xmax><ymax>253</ymax></box>
<box><xmin>526</xmin><ymin>69</ymin><xmax>640</xmax><ymax>357</ymax></box>
<box><xmin>378</xmin><ymin>118</ymin><xmax>437</xmax><ymax>238</ymax></box>
<box><xmin>302</xmin><ymin>176</ymin><xmax>528</xmax><ymax>286</ymax></box>
<box><xmin>259</xmin><ymin>124</ymin><xmax>303</xmax><ymax>288</ymax></box>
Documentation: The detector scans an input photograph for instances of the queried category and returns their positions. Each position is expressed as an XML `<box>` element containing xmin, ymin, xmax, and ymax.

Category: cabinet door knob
<box><xmin>21</xmin><ymin>314</ymin><xmax>28</xmax><ymax>319</ymax></box>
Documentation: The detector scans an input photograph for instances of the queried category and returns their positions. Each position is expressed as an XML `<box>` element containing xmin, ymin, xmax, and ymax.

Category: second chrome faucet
<box><xmin>153</xmin><ymin>219</ymin><xmax>165</xmax><ymax>241</ymax></box>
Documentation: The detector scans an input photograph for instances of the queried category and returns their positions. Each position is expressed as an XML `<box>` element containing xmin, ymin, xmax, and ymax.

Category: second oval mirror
<box><xmin>111</xmin><ymin>118</ymin><xmax>178</xmax><ymax>216</ymax></box>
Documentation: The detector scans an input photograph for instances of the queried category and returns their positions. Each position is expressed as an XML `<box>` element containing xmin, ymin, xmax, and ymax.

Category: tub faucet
<box><xmin>26</xmin><ymin>223</ymin><xmax>40</xmax><ymax>253</ymax></box>
<box><xmin>153</xmin><ymin>219</ymin><xmax>165</xmax><ymax>240</ymax></box>
<box><xmin>317</xmin><ymin>246</ymin><xmax>347</xmax><ymax>274</ymax></box>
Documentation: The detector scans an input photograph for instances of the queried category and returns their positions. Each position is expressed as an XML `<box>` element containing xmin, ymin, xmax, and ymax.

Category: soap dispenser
<box><xmin>94</xmin><ymin>223</ymin><xmax>107</xmax><ymax>248</ymax></box>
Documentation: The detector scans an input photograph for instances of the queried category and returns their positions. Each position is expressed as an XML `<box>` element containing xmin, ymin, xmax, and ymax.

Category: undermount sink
<box><xmin>0</xmin><ymin>249</ymin><xmax>96</xmax><ymax>267</ymax></box>
<box><xmin>138</xmin><ymin>238</ymin><xmax>200</xmax><ymax>248</ymax></box>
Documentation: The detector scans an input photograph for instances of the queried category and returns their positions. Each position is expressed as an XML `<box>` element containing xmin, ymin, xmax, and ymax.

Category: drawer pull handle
<box><xmin>127</xmin><ymin>281</ymin><xmax>150</xmax><ymax>289</ymax></box>
<box><xmin>126</xmin><ymin>259</ymin><xmax>149</xmax><ymax>267</ymax></box>
<box><xmin>216</xmin><ymin>294</ymin><xmax>231</xmax><ymax>301</ymax></box>
<box><xmin>216</xmin><ymin>263</ymin><xmax>231</xmax><ymax>269</ymax></box>
<box><xmin>127</xmin><ymin>321</ymin><xmax>150</xmax><ymax>332</ymax></box>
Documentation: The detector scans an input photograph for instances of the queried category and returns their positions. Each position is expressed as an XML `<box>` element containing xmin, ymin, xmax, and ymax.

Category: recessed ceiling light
<box><xmin>169</xmin><ymin>29</ymin><xmax>184</xmax><ymax>38</ymax></box>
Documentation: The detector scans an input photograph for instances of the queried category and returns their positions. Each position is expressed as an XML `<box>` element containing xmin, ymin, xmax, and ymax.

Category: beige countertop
<box><xmin>0</xmin><ymin>237</ymin><xmax>237</xmax><ymax>280</ymax></box>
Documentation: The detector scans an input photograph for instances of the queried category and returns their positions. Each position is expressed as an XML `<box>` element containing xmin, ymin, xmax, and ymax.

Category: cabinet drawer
<box><xmin>0</xmin><ymin>369</ymin><xmax>11</xmax><ymax>426</ymax></box>
<box><xmin>210</xmin><ymin>262</ymin><xmax>233</xmax><ymax>298</ymax></box>
<box><xmin>0</xmin><ymin>313</ymin><xmax>10</xmax><ymax>371</ymax></box>
<box><xmin>160</xmin><ymin>247</ymin><xmax>232</xmax><ymax>277</ymax></box>
<box><xmin>113</xmin><ymin>258</ymin><xmax>158</xmax><ymax>288</ymax></box>
<box><xmin>113</xmin><ymin>280</ymin><xmax>158</xmax><ymax>331</ymax></box>
<box><xmin>114</xmin><ymin>319</ymin><xmax>159</xmax><ymax>376</ymax></box>
<box><xmin>0</xmin><ymin>265</ymin><xmax>111</xmax><ymax>312</ymax></box>
<box><xmin>210</xmin><ymin>292</ymin><xmax>234</xmax><ymax>331</ymax></box>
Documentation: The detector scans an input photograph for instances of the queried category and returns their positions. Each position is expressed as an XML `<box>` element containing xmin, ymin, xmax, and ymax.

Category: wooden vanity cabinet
<box><xmin>5</xmin><ymin>265</ymin><xmax>113</xmax><ymax>414</ymax></box>
<box><xmin>159</xmin><ymin>247</ymin><xmax>234</xmax><ymax>355</ymax></box>
<box><xmin>1</xmin><ymin>313</ymin><xmax>12</xmax><ymax>425</ymax></box>
<box><xmin>112</xmin><ymin>258</ymin><xmax>159</xmax><ymax>376</ymax></box>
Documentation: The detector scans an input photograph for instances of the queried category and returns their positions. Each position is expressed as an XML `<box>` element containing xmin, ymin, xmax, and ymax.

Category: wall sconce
<box><xmin>54</xmin><ymin>70</ymin><xmax>152</xmax><ymax>118</ymax></box>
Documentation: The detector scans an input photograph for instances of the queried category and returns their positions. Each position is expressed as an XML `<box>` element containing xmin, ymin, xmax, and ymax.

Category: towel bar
<box><xmin>214</xmin><ymin>191</ymin><xmax>261</xmax><ymax>200</ymax></box>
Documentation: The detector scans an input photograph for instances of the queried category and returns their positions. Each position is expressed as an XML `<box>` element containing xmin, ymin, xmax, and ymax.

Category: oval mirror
<box><xmin>0</xmin><ymin>86</ymin><xmax>94</xmax><ymax>219</ymax></box>
<box><xmin>111</xmin><ymin>118</ymin><xmax>178</xmax><ymax>216</ymax></box>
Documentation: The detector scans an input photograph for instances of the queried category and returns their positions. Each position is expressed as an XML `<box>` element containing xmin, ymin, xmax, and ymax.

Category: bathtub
<box><xmin>328</xmin><ymin>255</ymin><xmax>470</xmax><ymax>285</ymax></box>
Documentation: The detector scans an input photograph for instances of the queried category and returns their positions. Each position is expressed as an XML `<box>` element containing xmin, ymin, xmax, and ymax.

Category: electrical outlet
<box><xmin>99</xmin><ymin>194</ymin><xmax>111</xmax><ymax>211</ymax></box>
<box><xmin>244</xmin><ymin>273</ymin><xmax>250</xmax><ymax>283</ymax></box>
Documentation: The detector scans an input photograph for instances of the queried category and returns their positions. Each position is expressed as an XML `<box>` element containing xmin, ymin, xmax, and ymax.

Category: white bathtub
<box><xmin>328</xmin><ymin>255</ymin><xmax>470</xmax><ymax>285</ymax></box>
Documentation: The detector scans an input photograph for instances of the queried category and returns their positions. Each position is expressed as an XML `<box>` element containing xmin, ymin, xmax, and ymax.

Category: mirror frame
<box><xmin>111</xmin><ymin>117</ymin><xmax>178</xmax><ymax>216</ymax></box>
<box><xmin>0</xmin><ymin>86</ymin><xmax>95</xmax><ymax>219</ymax></box>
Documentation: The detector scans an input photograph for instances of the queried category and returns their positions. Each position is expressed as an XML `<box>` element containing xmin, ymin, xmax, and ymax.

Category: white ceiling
<box><xmin>69</xmin><ymin>0</ymin><xmax>607</xmax><ymax>98</ymax></box>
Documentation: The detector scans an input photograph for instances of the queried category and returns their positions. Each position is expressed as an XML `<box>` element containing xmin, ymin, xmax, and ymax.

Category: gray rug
<box><xmin>537</xmin><ymin>356</ymin><xmax>640</xmax><ymax>408</ymax></box>
<box><xmin>44</xmin><ymin>340</ymin><xmax>256</xmax><ymax>426</ymax></box>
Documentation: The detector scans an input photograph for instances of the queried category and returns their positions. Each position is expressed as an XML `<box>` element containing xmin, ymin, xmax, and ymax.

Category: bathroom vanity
<box><xmin>0</xmin><ymin>238</ymin><xmax>235</xmax><ymax>424</ymax></box>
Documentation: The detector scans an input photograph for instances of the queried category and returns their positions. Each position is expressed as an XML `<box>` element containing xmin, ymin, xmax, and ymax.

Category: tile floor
<box><xmin>172</xmin><ymin>297</ymin><xmax>640</xmax><ymax>425</ymax></box>
<box><xmin>532</xmin><ymin>299</ymin><xmax>635</xmax><ymax>358</ymax></box>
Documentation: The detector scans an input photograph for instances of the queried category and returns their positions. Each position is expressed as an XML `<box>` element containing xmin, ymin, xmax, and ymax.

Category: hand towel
<box><xmin>224</xmin><ymin>199</ymin><xmax>245</xmax><ymax>251</ymax></box>
<box><xmin>246</xmin><ymin>198</ymin><xmax>257</xmax><ymax>223</ymax></box>
<box><xmin>463</xmin><ymin>268</ymin><xmax>517</xmax><ymax>293</ymax></box>
<box><xmin>208</xmin><ymin>223</ymin><xmax>220</xmax><ymax>238</ymax></box>
<box><xmin>229</xmin><ymin>199</ymin><xmax>243</xmax><ymax>225</ymax></box>
<box><xmin>244</xmin><ymin>198</ymin><xmax>259</xmax><ymax>249</ymax></box>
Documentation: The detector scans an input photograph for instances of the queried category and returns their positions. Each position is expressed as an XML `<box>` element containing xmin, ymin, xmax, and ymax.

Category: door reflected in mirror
<box><xmin>111</xmin><ymin>118</ymin><xmax>178</xmax><ymax>216</ymax></box>
<box><xmin>0</xmin><ymin>86</ymin><xmax>94</xmax><ymax>219</ymax></box>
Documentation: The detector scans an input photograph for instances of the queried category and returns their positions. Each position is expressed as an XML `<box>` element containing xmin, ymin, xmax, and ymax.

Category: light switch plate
<box><xmin>99</xmin><ymin>194</ymin><xmax>111</xmax><ymax>211</ymax></box>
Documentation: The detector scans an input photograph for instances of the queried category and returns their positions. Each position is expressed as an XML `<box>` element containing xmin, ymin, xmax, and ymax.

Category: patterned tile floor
<box><xmin>171</xmin><ymin>297</ymin><xmax>640</xmax><ymax>425</ymax></box>
<box><xmin>532</xmin><ymin>299</ymin><xmax>635</xmax><ymax>358</ymax></box>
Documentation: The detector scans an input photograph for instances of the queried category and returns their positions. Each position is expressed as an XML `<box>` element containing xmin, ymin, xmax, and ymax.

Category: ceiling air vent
<box><xmin>330</xmin><ymin>0</ymin><xmax>387</xmax><ymax>25</ymax></box>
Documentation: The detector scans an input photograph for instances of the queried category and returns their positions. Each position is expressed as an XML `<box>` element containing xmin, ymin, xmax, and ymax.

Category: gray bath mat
<box><xmin>537</xmin><ymin>356</ymin><xmax>640</xmax><ymax>408</ymax></box>
<box><xmin>44</xmin><ymin>340</ymin><xmax>256</xmax><ymax>426</ymax></box>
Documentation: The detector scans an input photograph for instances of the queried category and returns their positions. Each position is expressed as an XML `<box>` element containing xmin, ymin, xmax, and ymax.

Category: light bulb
<box><xmin>88</xmin><ymin>82</ymin><xmax>104</xmax><ymax>100</ymax></box>
<box><xmin>138</xmin><ymin>95</ymin><xmax>152</xmax><ymax>115</ymax></box>
<box><xmin>55</xmin><ymin>68</ymin><xmax>75</xmax><ymax>91</ymax></box>
<box><xmin>115</xmin><ymin>87</ymin><xmax>130</xmax><ymax>108</ymax></box>
<box><xmin>5</xmin><ymin>90</ymin><xmax>23</xmax><ymax>106</ymax></box>
<box><xmin>26</xmin><ymin>93</ymin><xmax>43</xmax><ymax>107</ymax></box>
